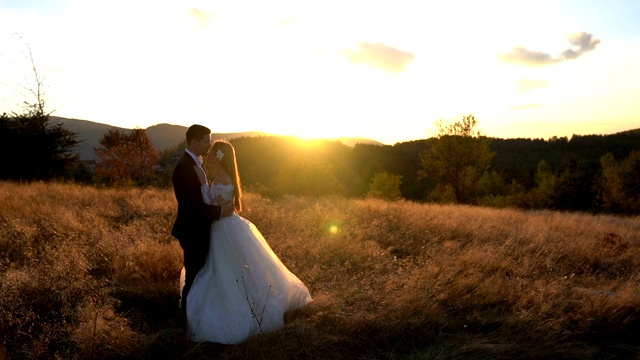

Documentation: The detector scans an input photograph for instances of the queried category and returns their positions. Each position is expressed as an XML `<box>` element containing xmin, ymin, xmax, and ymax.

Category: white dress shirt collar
<box><xmin>185</xmin><ymin>149</ymin><xmax>203</xmax><ymax>166</ymax></box>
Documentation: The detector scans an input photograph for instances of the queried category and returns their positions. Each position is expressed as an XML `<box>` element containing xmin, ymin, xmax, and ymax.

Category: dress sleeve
<box><xmin>200</xmin><ymin>184</ymin><xmax>211</xmax><ymax>205</ymax></box>
<box><xmin>209</xmin><ymin>183</ymin><xmax>234</xmax><ymax>207</ymax></box>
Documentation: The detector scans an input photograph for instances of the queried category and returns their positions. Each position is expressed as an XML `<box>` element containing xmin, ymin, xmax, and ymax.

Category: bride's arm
<box><xmin>194</xmin><ymin>165</ymin><xmax>213</xmax><ymax>205</ymax></box>
<box><xmin>200</xmin><ymin>184</ymin><xmax>212</xmax><ymax>205</ymax></box>
<box><xmin>209</xmin><ymin>182</ymin><xmax>234</xmax><ymax>209</ymax></box>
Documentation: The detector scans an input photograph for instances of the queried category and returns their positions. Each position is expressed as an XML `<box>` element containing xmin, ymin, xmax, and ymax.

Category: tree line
<box><xmin>160</xmin><ymin>114</ymin><xmax>640</xmax><ymax>214</ymax></box>
<box><xmin>1</xmin><ymin>110</ymin><xmax>638</xmax><ymax>214</ymax></box>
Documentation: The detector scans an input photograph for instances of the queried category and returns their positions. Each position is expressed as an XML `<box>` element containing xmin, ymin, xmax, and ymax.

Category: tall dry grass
<box><xmin>1</xmin><ymin>181</ymin><xmax>639</xmax><ymax>359</ymax></box>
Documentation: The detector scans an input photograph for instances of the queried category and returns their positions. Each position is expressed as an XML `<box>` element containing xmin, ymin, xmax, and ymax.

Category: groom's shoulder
<box><xmin>172</xmin><ymin>153</ymin><xmax>191</xmax><ymax>183</ymax></box>
<box><xmin>174</xmin><ymin>152</ymin><xmax>190</xmax><ymax>165</ymax></box>
<box><xmin>172</xmin><ymin>153</ymin><xmax>195</xmax><ymax>176</ymax></box>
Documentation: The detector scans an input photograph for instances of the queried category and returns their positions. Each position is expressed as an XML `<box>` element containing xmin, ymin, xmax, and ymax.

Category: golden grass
<box><xmin>1</xmin><ymin>181</ymin><xmax>639</xmax><ymax>359</ymax></box>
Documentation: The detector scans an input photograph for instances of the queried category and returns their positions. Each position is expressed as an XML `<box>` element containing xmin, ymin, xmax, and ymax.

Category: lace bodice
<box><xmin>201</xmin><ymin>183</ymin><xmax>234</xmax><ymax>207</ymax></box>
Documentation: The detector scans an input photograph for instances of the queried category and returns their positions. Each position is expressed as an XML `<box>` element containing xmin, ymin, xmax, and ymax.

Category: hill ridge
<box><xmin>51</xmin><ymin>117</ymin><xmax>383</xmax><ymax>160</ymax></box>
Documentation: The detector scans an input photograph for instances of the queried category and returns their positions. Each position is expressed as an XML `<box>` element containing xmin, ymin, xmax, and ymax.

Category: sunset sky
<box><xmin>1</xmin><ymin>0</ymin><xmax>639</xmax><ymax>144</ymax></box>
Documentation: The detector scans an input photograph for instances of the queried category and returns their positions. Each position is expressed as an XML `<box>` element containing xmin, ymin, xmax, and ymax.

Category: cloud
<box><xmin>188</xmin><ymin>6</ymin><xmax>213</xmax><ymax>27</ymax></box>
<box><xmin>501</xmin><ymin>32</ymin><xmax>601</xmax><ymax>66</ymax></box>
<box><xmin>561</xmin><ymin>32</ymin><xmax>601</xmax><ymax>59</ymax></box>
<box><xmin>343</xmin><ymin>42</ymin><xmax>415</xmax><ymax>73</ymax></box>
<box><xmin>274</xmin><ymin>16</ymin><xmax>298</xmax><ymax>29</ymax></box>
<box><xmin>516</xmin><ymin>79</ymin><xmax>549</xmax><ymax>92</ymax></box>
<box><xmin>512</xmin><ymin>103</ymin><xmax>542</xmax><ymax>110</ymax></box>
<box><xmin>502</xmin><ymin>47</ymin><xmax>559</xmax><ymax>66</ymax></box>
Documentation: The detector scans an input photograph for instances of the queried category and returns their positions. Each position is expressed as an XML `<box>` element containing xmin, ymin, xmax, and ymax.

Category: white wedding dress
<box><xmin>182</xmin><ymin>183</ymin><xmax>312</xmax><ymax>344</ymax></box>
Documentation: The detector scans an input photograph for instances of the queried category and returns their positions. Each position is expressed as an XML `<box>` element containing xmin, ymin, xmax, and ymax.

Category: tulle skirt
<box><xmin>182</xmin><ymin>214</ymin><xmax>312</xmax><ymax>344</ymax></box>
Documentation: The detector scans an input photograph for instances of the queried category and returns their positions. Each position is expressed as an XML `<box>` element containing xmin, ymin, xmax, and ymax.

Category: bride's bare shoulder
<box><xmin>213</xmin><ymin>173</ymin><xmax>232</xmax><ymax>185</ymax></box>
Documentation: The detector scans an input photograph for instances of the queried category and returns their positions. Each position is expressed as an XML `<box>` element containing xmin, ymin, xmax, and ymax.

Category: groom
<box><xmin>172</xmin><ymin>124</ymin><xmax>232</xmax><ymax>314</ymax></box>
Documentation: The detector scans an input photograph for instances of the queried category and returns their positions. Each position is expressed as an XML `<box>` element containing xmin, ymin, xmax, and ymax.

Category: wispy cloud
<box><xmin>188</xmin><ymin>6</ymin><xmax>213</xmax><ymax>27</ymax></box>
<box><xmin>343</xmin><ymin>42</ymin><xmax>415</xmax><ymax>73</ymax></box>
<box><xmin>512</xmin><ymin>103</ymin><xmax>542</xmax><ymax>110</ymax></box>
<box><xmin>502</xmin><ymin>47</ymin><xmax>558</xmax><ymax>66</ymax></box>
<box><xmin>274</xmin><ymin>16</ymin><xmax>298</xmax><ymax>29</ymax></box>
<box><xmin>501</xmin><ymin>32</ymin><xmax>601</xmax><ymax>66</ymax></box>
<box><xmin>517</xmin><ymin>79</ymin><xmax>549</xmax><ymax>92</ymax></box>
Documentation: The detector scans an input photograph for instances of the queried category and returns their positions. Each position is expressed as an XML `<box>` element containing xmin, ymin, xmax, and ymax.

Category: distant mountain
<box><xmin>51</xmin><ymin>117</ymin><xmax>383</xmax><ymax>160</ymax></box>
<box><xmin>51</xmin><ymin>117</ymin><xmax>126</xmax><ymax>161</ymax></box>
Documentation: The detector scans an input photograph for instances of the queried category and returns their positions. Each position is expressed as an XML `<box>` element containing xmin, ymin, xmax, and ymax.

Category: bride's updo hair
<box><xmin>211</xmin><ymin>140</ymin><xmax>242</xmax><ymax>212</ymax></box>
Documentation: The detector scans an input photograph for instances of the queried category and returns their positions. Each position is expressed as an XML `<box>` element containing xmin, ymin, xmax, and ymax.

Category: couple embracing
<box><xmin>171</xmin><ymin>124</ymin><xmax>312</xmax><ymax>344</ymax></box>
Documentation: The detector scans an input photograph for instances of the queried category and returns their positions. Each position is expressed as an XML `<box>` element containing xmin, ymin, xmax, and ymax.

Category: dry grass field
<box><xmin>1</xmin><ymin>181</ymin><xmax>639</xmax><ymax>359</ymax></box>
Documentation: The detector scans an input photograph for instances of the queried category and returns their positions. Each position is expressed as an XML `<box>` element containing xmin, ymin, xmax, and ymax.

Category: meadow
<box><xmin>0</xmin><ymin>181</ymin><xmax>639</xmax><ymax>359</ymax></box>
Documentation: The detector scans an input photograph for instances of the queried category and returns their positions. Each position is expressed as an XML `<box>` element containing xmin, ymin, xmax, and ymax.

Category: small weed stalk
<box><xmin>91</xmin><ymin>307</ymin><xmax>101</xmax><ymax>360</ymax></box>
<box><xmin>236</xmin><ymin>276</ymin><xmax>272</xmax><ymax>336</ymax></box>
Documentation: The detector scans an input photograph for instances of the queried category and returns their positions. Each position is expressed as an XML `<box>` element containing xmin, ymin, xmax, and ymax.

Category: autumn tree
<box><xmin>419</xmin><ymin>114</ymin><xmax>494</xmax><ymax>203</ymax></box>
<box><xmin>94</xmin><ymin>128</ymin><xmax>158</xmax><ymax>186</ymax></box>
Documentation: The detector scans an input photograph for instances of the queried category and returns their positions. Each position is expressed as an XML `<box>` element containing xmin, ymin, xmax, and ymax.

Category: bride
<box><xmin>181</xmin><ymin>140</ymin><xmax>312</xmax><ymax>344</ymax></box>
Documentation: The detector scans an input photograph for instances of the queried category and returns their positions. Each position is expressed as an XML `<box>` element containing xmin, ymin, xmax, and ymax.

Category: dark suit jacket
<box><xmin>171</xmin><ymin>152</ymin><xmax>222</xmax><ymax>252</ymax></box>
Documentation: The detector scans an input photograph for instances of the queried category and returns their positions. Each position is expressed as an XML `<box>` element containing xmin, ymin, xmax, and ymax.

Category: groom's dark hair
<box><xmin>186</xmin><ymin>124</ymin><xmax>211</xmax><ymax>145</ymax></box>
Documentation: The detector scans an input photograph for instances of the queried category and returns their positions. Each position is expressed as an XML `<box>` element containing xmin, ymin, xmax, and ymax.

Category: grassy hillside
<box><xmin>0</xmin><ymin>182</ymin><xmax>638</xmax><ymax>359</ymax></box>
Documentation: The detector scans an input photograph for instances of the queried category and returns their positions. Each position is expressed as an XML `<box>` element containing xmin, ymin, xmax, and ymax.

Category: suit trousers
<box><xmin>181</xmin><ymin>244</ymin><xmax>208</xmax><ymax>315</ymax></box>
